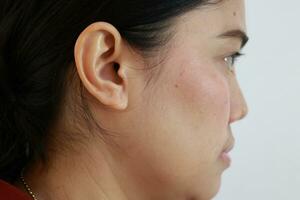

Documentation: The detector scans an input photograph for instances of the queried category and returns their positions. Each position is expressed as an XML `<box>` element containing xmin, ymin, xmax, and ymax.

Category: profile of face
<box><xmin>72</xmin><ymin>0</ymin><xmax>248</xmax><ymax>199</ymax></box>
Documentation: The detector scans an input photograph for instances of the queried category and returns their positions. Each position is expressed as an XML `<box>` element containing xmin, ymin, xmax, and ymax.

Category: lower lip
<box><xmin>220</xmin><ymin>152</ymin><xmax>231</xmax><ymax>167</ymax></box>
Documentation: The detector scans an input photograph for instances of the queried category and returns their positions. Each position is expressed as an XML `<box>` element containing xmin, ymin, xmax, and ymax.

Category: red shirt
<box><xmin>0</xmin><ymin>180</ymin><xmax>31</xmax><ymax>200</ymax></box>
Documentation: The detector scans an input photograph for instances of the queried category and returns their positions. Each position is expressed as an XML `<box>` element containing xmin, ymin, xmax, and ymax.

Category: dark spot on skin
<box><xmin>233</xmin><ymin>11</ymin><xmax>237</xmax><ymax>16</ymax></box>
<box><xmin>180</xmin><ymin>69</ymin><xmax>186</xmax><ymax>77</ymax></box>
<box><xmin>175</xmin><ymin>84</ymin><xmax>179</xmax><ymax>88</ymax></box>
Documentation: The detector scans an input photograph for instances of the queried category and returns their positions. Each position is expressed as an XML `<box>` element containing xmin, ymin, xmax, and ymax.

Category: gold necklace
<box><xmin>20</xmin><ymin>168</ymin><xmax>38</xmax><ymax>200</ymax></box>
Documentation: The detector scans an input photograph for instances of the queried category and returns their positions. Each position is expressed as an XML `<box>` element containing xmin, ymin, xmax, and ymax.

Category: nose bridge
<box><xmin>229</xmin><ymin>79</ymin><xmax>248</xmax><ymax>124</ymax></box>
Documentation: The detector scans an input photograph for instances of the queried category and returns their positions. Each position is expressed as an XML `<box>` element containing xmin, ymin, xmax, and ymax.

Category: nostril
<box><xmin>240</xmin><ymin>101</ymin><xmax>249</xmax><ymax>120</ymax></box>
<box><xmin>241</xmin><ymin>94</ymin><xmax>249</xmax><ymax>119</ymax></box>
<box><xmin>229</xmin><ymin>106</ymin><xmax>248</xmax><ymax>124</ymax></box>
<box><xmin>240</xmin><ymin>106</ymin><xmax>249</xmax><ymax>120</ymax></box>
<box><xmin>229</xmin><ymin>89</ymin><xmax>249</xmax><ymax>124</ymax></box>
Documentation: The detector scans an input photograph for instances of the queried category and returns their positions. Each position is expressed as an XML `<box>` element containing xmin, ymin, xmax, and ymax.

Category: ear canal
<box><xmin>114</xmin><ymin>63</ymin><xmax>120</xmax><ymax>72</ymax></box>
<box><xmin>113</xmin><ymin>63</ymin><xmax>122</xmax><ymax>84</ymax></box>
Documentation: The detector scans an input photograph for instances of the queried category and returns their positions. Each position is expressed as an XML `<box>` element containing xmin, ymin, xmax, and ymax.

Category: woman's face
<box><xmin>95</xmin><ymin>0</ymin><xmax>248</xmax><ymax>199</ymax></box>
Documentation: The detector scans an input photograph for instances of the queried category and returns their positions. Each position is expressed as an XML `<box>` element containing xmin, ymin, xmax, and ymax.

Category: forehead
<box><xmin>175</xmin><ymin>0</ymin><xmax>246</xmax><ymax>37</ymax></box>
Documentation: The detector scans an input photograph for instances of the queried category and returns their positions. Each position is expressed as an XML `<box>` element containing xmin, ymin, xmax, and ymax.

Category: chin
<box><xmin>186</xmin><ymin>175</ymin><xmax>222</xmax><ymax>200</ymax></box>
<box><xmin>205</xmin><ymin>181</ymin><xmax>222</xmax><ymax>200</ymax></box>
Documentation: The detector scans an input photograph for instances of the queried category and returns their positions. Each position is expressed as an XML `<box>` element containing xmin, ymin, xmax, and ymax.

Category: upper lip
<box><xmin>223</xmin><ymin>142</ymin><xmax>234</xmax><ymax>153</ymax></box>
<box><xmin>223</xmin><ymin>126</ymin><xmax>235</xmax><ymax>153</ymax></box>
<box><xmin>223</xmin><ymin>134</ymin><xmax>235</xmax><ymax>153</ymax></box>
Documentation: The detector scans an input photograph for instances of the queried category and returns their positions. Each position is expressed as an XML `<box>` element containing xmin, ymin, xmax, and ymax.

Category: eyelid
<box><xmin>227</xmin><ymin>51</ymin><xmax>243</xmax><ymax>58</ymax></box>
<box><xmin>231</xmin><ymin>52</ymin><xmax>244</xmax><ymax>62</ymax></box>
<box><xmin>233</xmin><ymin>52</ymin><xmax>244</xmax><ymax>57</ymax></box>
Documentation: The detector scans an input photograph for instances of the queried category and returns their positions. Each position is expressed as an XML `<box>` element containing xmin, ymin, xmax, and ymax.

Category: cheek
<box><xmin>174</xmin><ymin>59</ymin><xmax>231</xmax><ymax>130</ymax></box>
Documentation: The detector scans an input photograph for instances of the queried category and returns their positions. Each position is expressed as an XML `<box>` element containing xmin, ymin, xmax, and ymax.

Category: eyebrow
<box><xmin>218</xmin><ymin>29</ymin><xmax>249</xmax><ymax>49</ymax></box>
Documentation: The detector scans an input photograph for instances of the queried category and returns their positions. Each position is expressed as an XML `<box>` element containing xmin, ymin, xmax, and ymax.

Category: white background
<box><xmin>215</xmin><ymin>0</ymin><xmax>300</xmax><ymax>199</ymax></box>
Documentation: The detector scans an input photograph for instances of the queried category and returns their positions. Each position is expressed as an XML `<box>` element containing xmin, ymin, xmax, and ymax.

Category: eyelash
<box><xmin>232</xmin><ymin>52</ymin><xmax>244</xmax><ymax>64</ymax></box>
<box><xmin>224</xmin><ymin>52</ymin><xmax>244</xmax><ymax>67</ymax></box>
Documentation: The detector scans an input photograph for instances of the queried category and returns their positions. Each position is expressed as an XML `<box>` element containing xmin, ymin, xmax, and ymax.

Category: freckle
<box><xmin>180</xmin><ymin>69</ymin><xmax>185</xmax><ymax>77</ymax></box>
<box><xmin>175</xmin><ymin>84</ymin><xmax>179</xmax><ymax>88</ymax></box>
<box><xmin>233</xmin><ymin>12</ymin><xmax>237</xmax><ymax>16</ymax></box>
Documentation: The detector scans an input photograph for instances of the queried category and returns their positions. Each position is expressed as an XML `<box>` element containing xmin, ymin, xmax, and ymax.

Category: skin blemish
<box><xmin>233</xmin><ymin>12</ymin><xmax>236</xmax><ymax>16</ymax></box>
<box><xmin>179</xmin><ymin>68</ymin><xmax>186</xmax><ymax>77</ymax></box>
<box><xmin>175</xmin><ymin>84</ymin><xmax>179</xmax><ymax>88</ymax></box>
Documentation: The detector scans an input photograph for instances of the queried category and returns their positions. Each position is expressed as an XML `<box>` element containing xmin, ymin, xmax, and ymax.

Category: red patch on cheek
<box><xmin>179</xmin><ymin>68</ymin><xmax>186</xmax><ymax>77</ymax></box>
<box><xmin>174</xmin><ymin>68</ymin><xmax>186</xmax><ymax>88</ymax></box>
<box><xmin>174</xmin><ymin>67</ymin><xmax>231</xmax><ymax>121</ymax></box>
<box><xmin>213</xmin><ymin>81</ymin><xmax>231</xmax><ymax>124</ymax></box>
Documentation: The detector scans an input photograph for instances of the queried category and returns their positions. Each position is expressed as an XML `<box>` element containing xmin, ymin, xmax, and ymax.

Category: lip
<box><xmin>220</xmin><ymin>151</ymin><xmax>231</xmax><ymax>167</ymax></box>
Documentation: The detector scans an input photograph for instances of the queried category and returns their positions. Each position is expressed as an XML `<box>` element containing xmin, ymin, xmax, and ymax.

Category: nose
<box><xmin>229</xmin><ymin>82</ymin><xmax>249</xmax><ymax>124</ymax></box>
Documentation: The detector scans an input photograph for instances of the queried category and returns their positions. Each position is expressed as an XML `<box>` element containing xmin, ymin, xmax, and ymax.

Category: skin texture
<box><xmin>15</xmin><ymin>0</ymin><xmax>248</xmax><ymax>200</ymax></box>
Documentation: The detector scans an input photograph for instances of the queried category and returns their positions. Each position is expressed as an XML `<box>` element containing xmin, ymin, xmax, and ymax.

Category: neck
<box><xmin>15</xmin><ymin>142</ymin><xmax>141</xmax><ymax>200</ymax></box>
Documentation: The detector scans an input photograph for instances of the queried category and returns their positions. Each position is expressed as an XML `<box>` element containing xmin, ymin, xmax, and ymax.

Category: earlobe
<box><xmin>74</xmin><ymin>22</ymin><xmax>128</xmax><ymax>110</ymax></box>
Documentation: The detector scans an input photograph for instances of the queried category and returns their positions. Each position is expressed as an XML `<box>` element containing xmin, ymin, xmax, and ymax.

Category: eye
<box><xmin>224</xmin><ymin>52</ymin><xmax>243</xmax><ymax>71</ymax></box>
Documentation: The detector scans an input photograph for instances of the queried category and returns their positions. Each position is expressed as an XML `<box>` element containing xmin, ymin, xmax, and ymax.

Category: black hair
<box><xmin>0</xmin><ymin>0</ymin><xmax>215</xmax><ymax>183</ymax></box>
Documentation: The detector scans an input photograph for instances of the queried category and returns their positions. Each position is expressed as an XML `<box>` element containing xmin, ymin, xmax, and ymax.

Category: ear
<box><xmin>74</xmin><ymin>22</ymin><xmax>128</xmax><ymax>110</ymax></box>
